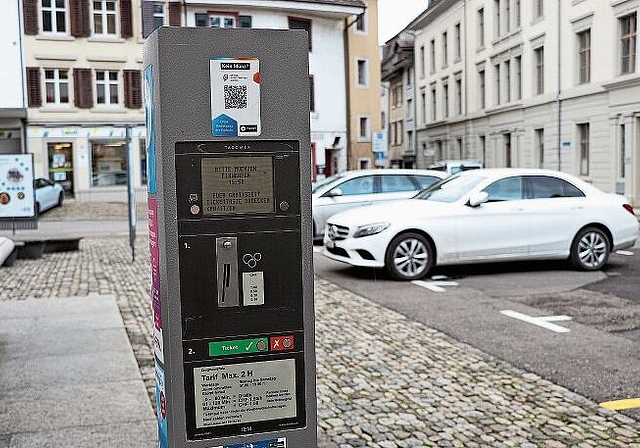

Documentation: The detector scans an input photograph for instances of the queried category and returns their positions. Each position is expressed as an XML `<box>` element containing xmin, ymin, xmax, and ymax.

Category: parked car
<box><xmin>428</xmin><ymin>159</ymin><xmax>484</xmax><ymax>175</ymax></box>
<box><xmin>312</xmin><ymin>169</ymin><xmax>446</xmax><ymax>240</ymax></box>
<box><xmin>35</xmin><ymin>178</ymin><xmax>64</xmax><ymax>214</ymax></box>
<box><xmin>323</xmin><ymin>168</ymin><xmax>638</xmax><ymax>280</ymax></box>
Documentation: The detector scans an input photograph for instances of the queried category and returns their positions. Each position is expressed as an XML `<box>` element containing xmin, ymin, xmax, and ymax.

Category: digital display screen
<box><xmin>201</xmin><ymin>157</ymin><xmax>274</xmax><ymax>215</ymax></box>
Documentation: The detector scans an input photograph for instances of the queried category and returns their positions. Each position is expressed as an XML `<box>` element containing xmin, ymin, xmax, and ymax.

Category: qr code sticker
<box><xmin>224</xmin><ymin>85</ymin><xmax>248</xmax><ymax>109</ymax></box>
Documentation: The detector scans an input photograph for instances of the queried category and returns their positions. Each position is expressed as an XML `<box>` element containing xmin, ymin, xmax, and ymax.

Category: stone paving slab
<box><xmin>2</xmin><ymin>238</ymin><xmax>640</xmax><ymax>446</ymax></box>
<box><xmin>0</xmin><ymin>295</ymin><xmax>156</xmax><ymax>448</ymax></box>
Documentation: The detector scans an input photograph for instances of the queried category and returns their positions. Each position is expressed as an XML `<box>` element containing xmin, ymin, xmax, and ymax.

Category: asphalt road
<box><xmin>313</xmin><ymin>237</ymin><xmax>640</xmax><ymax>420</ymax></box>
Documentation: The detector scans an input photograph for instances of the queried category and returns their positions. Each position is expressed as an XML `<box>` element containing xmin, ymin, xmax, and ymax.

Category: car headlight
<box><xmin>353</xmin><ymin>222</ymin><xmax>390</xmax><ymax>238</ymax></box>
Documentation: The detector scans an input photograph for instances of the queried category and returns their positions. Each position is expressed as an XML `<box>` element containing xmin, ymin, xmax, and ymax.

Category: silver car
<box><xmin>311</xmin><ymin>169</ymin><xmax>446</xmax><ymax>240</ymax></box>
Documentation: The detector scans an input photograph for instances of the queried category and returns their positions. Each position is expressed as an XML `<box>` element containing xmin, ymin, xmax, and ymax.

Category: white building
<box><xmin>0</xmin><ymin>0</ymin><xmax>27</xmax><ymax>154</ymax></box>
<box><xmin>409</xmin><ymin>0</ymin><xmax>640</xmax><ymax>206</ymax></box>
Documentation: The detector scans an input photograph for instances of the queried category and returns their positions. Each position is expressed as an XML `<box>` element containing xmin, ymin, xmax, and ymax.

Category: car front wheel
<box><xmin>570</xmin><ymin>227</ymin><xmax>610</xmax><ymax>270</ymax></box>
<box><xmin>385</xmin><ymin>232</ymin><xmax>434</xmax><ymax>280</ymax></box>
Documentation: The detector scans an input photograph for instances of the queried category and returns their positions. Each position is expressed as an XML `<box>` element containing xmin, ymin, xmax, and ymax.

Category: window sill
<box><xmin>91</xmin><ymin>107</ymin><xmax>127</xmax><ymax>113</ymax></box>
<box><xmin>39</xmin><ymin>106</ymin><xmax>77</xmax><ymax>113</ymax></box>
<box><xmin>35</xmin><ymin>34</ymin><xmax>74</xmax><ymax>41</ymax></box>
<box><xmin>476</xmin><ymin>45</ymin><xmax>486</xmax><ymax>53</ymax></box>
<box><xmin>88</xmin><ymin>36</ymin><xmax>125</xmax><ymax>43</ymax></box>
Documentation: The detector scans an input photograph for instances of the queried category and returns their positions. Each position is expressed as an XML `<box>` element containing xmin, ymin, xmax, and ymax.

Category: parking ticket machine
<box><xmin>143</xmin><ymin>28</ymin><xmax>316</xmax><ymax>448</ymax></box>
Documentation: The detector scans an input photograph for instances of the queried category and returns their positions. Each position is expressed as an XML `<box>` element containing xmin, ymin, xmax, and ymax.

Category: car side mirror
<box><xmin>468</xmin><ymin>191</ymin><xmax>489</xmax><ymax>207</ymax></box>
<box><xmin>326</xmin><ymin>188</ymin><xmax>343</xmax><ymax>198</ymax></box>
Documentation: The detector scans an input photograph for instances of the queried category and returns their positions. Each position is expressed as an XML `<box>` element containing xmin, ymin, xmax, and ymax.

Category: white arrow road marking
<box><xmin>500</xmin><ymin>310</ymin><xmax>572</xmax><ymax>333</ymax></box>
<box><xmin>412</xmin><ymin>280</ymin><xmax>459</xmax><ymax>292</ymax></box>
<box><xmin>615</xmin><ymin>250</ymin><xmax>634</xmax><ymax>256</ymax></box>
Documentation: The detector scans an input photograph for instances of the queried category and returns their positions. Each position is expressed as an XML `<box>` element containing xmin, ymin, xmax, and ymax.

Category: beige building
<box><xmin>345</xmin><ymin>0</ymin><xmax>382</xmax><ymax>170</ymax></box>
<box><xmin>407</xmin><ymin>0</ymin><xmax>640</xmax><ymax>206</ymax></box>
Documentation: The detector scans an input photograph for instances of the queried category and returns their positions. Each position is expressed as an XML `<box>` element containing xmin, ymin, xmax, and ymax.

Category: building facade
<box><xmin>20</xmin><ymin>0</ymin><xmax>373</xmax><ymax>200</ymax></box>
<box><xmin>344</xmin><ymin>0</ymin><xmax>382</xmax><ymax>172</ymax></box>
<box><xmin>409</xmin><ymin>0</ymin><xmax>640</xmax><ymax>206</ymax></box>
<box><xmin>381</xmin><ymin>30</ymin><xmax>416</xmax><ymax>168</ymax></box>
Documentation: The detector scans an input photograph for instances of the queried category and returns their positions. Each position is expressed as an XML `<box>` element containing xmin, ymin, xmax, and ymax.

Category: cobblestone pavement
<box><xmin>3</xmin><ymin>202</ymin><xmax>640</xmax><ymax>446</ymax></box>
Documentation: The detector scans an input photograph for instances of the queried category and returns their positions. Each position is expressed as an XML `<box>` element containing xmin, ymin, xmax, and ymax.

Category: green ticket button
<box><xmin>209</xmin><ymin>338</ymin><xmax>268</xmax><ymax>357</ymax></box>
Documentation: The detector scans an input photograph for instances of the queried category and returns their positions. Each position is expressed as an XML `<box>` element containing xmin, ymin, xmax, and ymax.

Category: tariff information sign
<box><xmin>201</xmin><ymin>156</ymin><xmax>274</xmax><ymax>215</ymax></box>
<box><xmin>193</xmin><ymin>359</ymin><xmax>296</xmax><ymax>429</ymax></box>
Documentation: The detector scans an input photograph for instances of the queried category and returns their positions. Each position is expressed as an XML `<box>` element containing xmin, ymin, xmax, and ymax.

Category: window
<box><xmin>357</xmin><ymin>59</ymin><xmax>368</xmax><ymax>87</ymax></box>
<box><xmin>505</xmin><ymin>0</ymin><xmax>510</xmax><ymax>33</ymax></box>
<box><xmin>535</xmin><ymin>0</ymin><xmax>544</xmax><ymax>19</ymax></box>
<box><xmin>443</xmin><ymin>81</ymin><xmax>449</xmax><ymax>118</ymax></box>
<box><xmin>41</xmin><ymin>0</ymin><xmax>67</xmax><ymax>33</ymax></box>
<box><xmin>430</xmin><ymin>83</ymin><xmax>436</xmax><ymax>122</ymax></box>
<box><xmin>494</xmin><ymin>63</ymin><xmax>501</xmax><ymax>105</ymax></box>
<box><xmin>494</xmin><ymin>0</ymin><xmax>501</xmax><ymax>37</ymax></box>
<box><xmin>534</xmin><ymin>128</ymin><xmax>544</xmax><ymax>168</ymax></box>
<box><xmin>358</xmin><ymin>116</ymin><xmax>371</xmax><ymax>141</ymax></box>
<box><xmin>44</xmin><ymin>69</ymin><xmax>69</xmax><ymax>105</ymax></box>
<box><xmin>139</xmin><ymin>139</ymin><xmax>147</xmax><ymax>185</ymax></box>
<box><xmin>91</xmin><ymin>141</ymin><xmax>127</xmax><ymax>186</ymax></box>
<box><xmin>515</xmin><ymin>0</ymin><xmax>521</xmax><ymax>28</ymax></box>
<box><xmin>420</xmin><ymin>46</ymin><xmax>425</xmax><ymax>78</ymax></box>
<box><xmin>620</xmin><ymin>13</ymin><xmax>636</xmax><ymax>75</ymax></box>
<box><xmin>420</xmin><ymin>88</ymin><xmax>426</xmax><ymax>124</ymax></box>
<box><xmin>577</xmin><ymin>29</ymin><xmax>591</xmax><ymax>84</ymax></box>
<box><xmin>484</xmin><ymin>176</ymin><xmax>523</xmax><ymax>201</ymax></box>
<box><xmin>514</xmin><ymin>56</ymin><xmax>522</xmax><ymax>99</ymax></box>
<box><xmin>413</xmin><ymin>175</ymin><xmax>441</xmax><ymax>189</ymax></box>
<box><xmin>195</xmin><ymin>13</ymin><xmax>207</xmax><ymax>27</ymax></box>
<box><xmin>289</xmin><ymin>17</ymin><xmax>312</xmax><ymax>50</ymax></box>
<box><xmin>504</xmin><ymin>60</ymin><xmax>511</xmax><ymax>102</ymax></box>
<box><xmin>380</xmin><ymin>175</ymin><xmax>415</xmax><ymax>193</ymax></box>
<box><xmin>309</xmin><ymin>75</ymin><xmax>315</xmax><ymax>112</ymax></box>
<box><xmin>337</xmin><ymin>176</ymin><xmax>374</xmax><ymax>195</ymax></box>
<box><xmin>478</xmin><ymin>69</ymin><xmax>486</xmax><ymax>109</ymax></box>
<box><xmin>620</xmin><ymin>124</ymin><xmax>626</xmax><ymax>178</ymax></box>
<box><xmin>407</xmin><ymin>67</ymin><xmax>413</xmax><ymax>86</ymax></box>
<box><xmin>95</xmin><ymin>70</ymin><xmax>119</xmax><ymax>106</ymax></box>
<box><xmin>406</xmin><ymin>98</ymin><xmax>412</xmax><ymax>117</ymax></box>
<box><xmin>534</xmin><ymin>46</ymin><xmax>544</xmax><ymax>94</ymax></box>
<box><xmin>479</xmin><ymin>135</ymin><xmax>486</xmax><ymax>166</ymax></box>
<box><xmin>455</xmin><ymin>78</ymin><xmax>462</xmax><ymax>114</ymax></box>
<box><xmin>391</xmin><ymin>85</ymin><xmax>402</xmax><ymax>108</ymax></box>
<box><xmin>391</xmin><ymin>121</ymin><xmax>403</xmax><ymax>145</ymax></box>
<box><xmin>209</xmin><ymin>14</ymin><xmax>236</xmax><ymax>28</ymax></box>
<box><xmin>153</xmin><ymin>3</ymin><xmax>165</xmax><ymax>29</ymax></box>
<box><xmin>355</xmin><ymin>11</ymin><xmax>366</xmax><ymax>32</ymax></box>
<box><xmin>477</xmin><ymin>8</ymin><xmax>485</xmax><ymax>48</ymax></box>
<box><xmin>430</xmin><ymin>39</ymin><xmax>436</xmax><ymax>73</ymax></box>
<box><xmin>526</xmin><ymin>176</ymin><xmax>584</xmax><ymax>199</ymax></box>
<box><xmin>456</xmin><ymin>138</ymin><xmax>463</xmax><ymax>159</ymax></box>
<box><xmin>578</xmin><ymin>123</ymin><xmax>590</xmax><ymax>175</ymax></box>
<box><xmin>455</xmin><ymin>23</ymin><xmax>461</xmax><ymax>60</ymax></box>
<box><xmin>239</xmin><ymin>15</ymin><xmax>252</xmax><ymax>28</ymax></box>
<box><xmin>442</xmin><ymin>31</ymin><xmax>448</xmax><ymax>67</ymax></box>
<box><xmin>92</xmin><ymin>0</ymin><xmax>117</xmax><ymax>36</ymax></box>
<box><xmin>504</xmin><ymin>133</ymin><xmax>512</xmax><ymax>167</ymax></box>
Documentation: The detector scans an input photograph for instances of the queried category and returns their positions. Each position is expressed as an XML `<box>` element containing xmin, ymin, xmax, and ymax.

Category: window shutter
<box><xmin>124</xmin><ymin>70</ymin><xmax>142</xmax><ymax>109</ymax></box>
<box><xmin>120</xmin><ymin>0</ymin><xmax>133</xmax><ymax>38</ymax></box>
<box><xmin>69</xmin><ymin>0</ymin><xmax>90</xmax><ymax>37</ymax></box>
<box><xmin>23</xmin><ymin>0</ymin><xmax>39</xmax><ymax>35</ymax></box>
<box><xmin>141</xmin><ymin>0</ymin><xmax>155</xmax><ymax>38</ymax></box>
<box><xmin>74</xmin><ymin>68</ymin><xmax>93</xmax><ymax>109</ymax></box>
<box><xmin>239</xmin><ymin>15</ymin><xmax>252</xmax><ymax>28</ymax></box>
<box><xmin>26</xmin><ymin>67</ymin><xmax>41</xmax><ymax>107</ymax></box>
<box><xmin>169</xmin><ymin>2</ymin><xmax>181</xmax><ymax>26</ymax></box>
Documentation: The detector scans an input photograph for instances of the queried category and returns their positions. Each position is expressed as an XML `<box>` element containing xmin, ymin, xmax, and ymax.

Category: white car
<box><xmin>35</xmin><ymin>178</ymin><xmax>64</xmax><ymax>214</ymax></box>
<box><xmin>323</xmin><ymin>168</ymin><xmax>638</xmax><ymax>280</ymax></box>
<box><xmin>311</xmin><ymin>169</ymin><xmax>446</xmax><ymax>240</ymax></box>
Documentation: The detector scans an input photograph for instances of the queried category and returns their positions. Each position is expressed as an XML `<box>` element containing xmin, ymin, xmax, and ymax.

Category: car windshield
<box><xmin>311</xmin><ymin>173</ymin><xmax>346</xmax><ymax>194</ymax></box>
<box><xmin>414</xmin><ymin>174</ymin><xmax>487</xmax><ymax>203</ymax></box>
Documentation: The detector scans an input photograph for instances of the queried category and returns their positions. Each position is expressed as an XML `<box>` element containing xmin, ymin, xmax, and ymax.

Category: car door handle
<box><xmin>510</xmin><ymin>207</ymin><xmax>525</xmax><ymax>212</ymax></box>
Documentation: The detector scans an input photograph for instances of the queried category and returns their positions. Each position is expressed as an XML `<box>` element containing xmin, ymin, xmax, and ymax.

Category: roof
<box><xmin>288</xmin><ymin>0</ymin><xmax>366</xmax><ymax>7</ymax></box>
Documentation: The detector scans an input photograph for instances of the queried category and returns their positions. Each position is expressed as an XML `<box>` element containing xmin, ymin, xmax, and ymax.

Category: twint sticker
<box><xmin>193</xmin><ymin>359</ymin><xmax>296</xmax><ymax>429</ymax></box>
<box><xmin>210</xmin><ymin>58</ymin><xmax>261</xmax><ymax>137</ymax></box>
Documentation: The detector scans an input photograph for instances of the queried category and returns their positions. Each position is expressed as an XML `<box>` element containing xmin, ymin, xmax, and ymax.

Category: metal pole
<box><xmin>125</xmin><ymin>125</ymin><xmax>136</xmax><ymax>261</ymax></box>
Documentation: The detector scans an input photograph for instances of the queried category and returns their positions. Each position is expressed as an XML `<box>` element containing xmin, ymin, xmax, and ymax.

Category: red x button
<box><xmin>269</xmin><ymin>335</ymin><xmax>294</xmax><ymax>351</ymax></box>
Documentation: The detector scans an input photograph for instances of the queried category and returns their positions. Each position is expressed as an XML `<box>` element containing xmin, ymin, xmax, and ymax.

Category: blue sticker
<box><xmin>155</xmin><ymin>361</ymin><xmax>168</xmax><ymax>448</ymax></box>
<box><xmin>144</xmin><ymin>65</ymin><xmax>157</xmax><ymax>195</ymax></box>
<box><xmin>215</xmin><ymin>438</ymin><xmax>286</xmax><ymax>448</ymax></box>
<box><xmin>212</xmin><ymin>113</ymin><xmax>238</xmax><ymax>137</ymax></box>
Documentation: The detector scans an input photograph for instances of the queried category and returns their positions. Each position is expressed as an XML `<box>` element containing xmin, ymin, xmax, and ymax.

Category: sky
<box><xmin>377</xmin><ymin>0</ymin><xmax>429</xmax><ymax>45</ymax></box>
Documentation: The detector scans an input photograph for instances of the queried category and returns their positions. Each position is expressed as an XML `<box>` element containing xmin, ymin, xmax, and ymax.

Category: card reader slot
<box><xmin>216</xmin><ymin>238</ymin><xmax>240</xmax><ymax>307</ymax></box>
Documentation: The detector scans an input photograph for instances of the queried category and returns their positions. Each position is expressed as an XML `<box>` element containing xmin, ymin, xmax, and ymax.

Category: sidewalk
<box><xmin>0</xmin><ymin>295</ymin><xmax>156</xmax><ymax>447</ymax></box>
<box><xmin>2</xmin><ymin>203</ymin><xmax>640</xmax><ymax>446</ymax></box>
